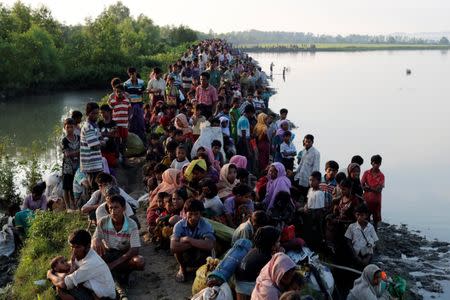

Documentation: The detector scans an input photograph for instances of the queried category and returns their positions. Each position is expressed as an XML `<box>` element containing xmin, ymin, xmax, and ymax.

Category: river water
<box><xmin>249</xmin><ymin>50</ymin><xmax>450</xmax><ymax>242</ymax></box>
<box><xmin>1</xmin><ymin>50</ymin><xmax>449</xmax><ymax>242</ymax></box>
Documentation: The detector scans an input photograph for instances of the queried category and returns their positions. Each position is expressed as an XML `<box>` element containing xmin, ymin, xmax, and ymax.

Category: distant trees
<box><xmin>439</xmin><ymin>37</ymin><xmax>450</xmax><ymax>45</ymax></box>
<box><xmin>217</xmin><ymin>29</ymin><xmax>440</xmax><ymax>46</ymax></box>
<box><xmin>0</xmin><ymin>1</ymin><xmax>198</xmax><ymax>95</ymax></box>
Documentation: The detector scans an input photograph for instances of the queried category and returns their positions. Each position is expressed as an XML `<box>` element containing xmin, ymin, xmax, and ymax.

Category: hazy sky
<box><xmin>3</xmin><ymin>0</ymin><xmax>450</xmax><ymax>35</ymax></box>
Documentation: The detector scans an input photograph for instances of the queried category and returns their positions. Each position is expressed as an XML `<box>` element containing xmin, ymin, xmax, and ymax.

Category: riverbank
<box><xmin>238</xmin><ymin>43</ymin><xmax>450</xmax><ymax>52</ymax></box>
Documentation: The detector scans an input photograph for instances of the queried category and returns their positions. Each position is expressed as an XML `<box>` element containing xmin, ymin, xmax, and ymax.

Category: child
<box><xmin>229</xmin><ymin>97</ymin><xmax>241</xmax><ymax>143</ymax></box>
<box><xmin>305</xmin><ymin>171</ymin><xmax>325</xmax><ymax>211</ymax></box>
<box><xmin>146</xmin><ymin>133</ymin><xmax>164</xmax><ymax>162</ymax></box>
<box><xmin>200</xmin><ymin>178</ymin><xmax>224</xmax><ymax>218</ymax></box>
<box><xmin>191</xmin><ymin>103</ymin><xmax>207</xmax><ymax>140</ymax></box>
<box><xmin>361</xmin><ymin>155</ymin><xmax>385</xmax><ymax>230</ymax></box>
<box><xmin>153</xmin><ymin>193</ymin><xmax>176</xmax><ymax>249</ymax></box>
<box><xmin>147</xmin><ymin>192</ymin><xmax>169</xmax><ymax>233</ymax></box>
<box><xmin>50</xmin><ymin>256</ymin><xmax>71</xmax><ymax>277</ymax></box>
<box><xmin>71</xmin><ymin>110</ymin><xmax>83</xmax><ymax>136</ymax></box>
<box><xmin>61</xmin><ymin>118</ymin><xmax>80</xmax><ymax>210</ymax></box>
<box><xmin>98</xmin><ymin>104</ymin><xmax>118</xmax><ymax>170</ymax></box>
<box><xmin>171</xmin><ymin>145</ymin><xmax>190</xmax><ymax>170</ymax></box>
<box><xmin>345</xmin><ymin>204</ymin><xmax>379</xmax><ymax>268</ymax></box>
<box><xmin>211</xmin><ymin>140</ymin><xmax>224</xmax><ymax>166</ymax></box>
<box><xmin>161</xmin><ymin>140</ymin><xmax>178</xmax><ymax>168</ymax></box>
<box><xmin>280</xmin><ymin>131</ymin><xmax>296</xmax><ymax>171</ymax></box>
<box><xmin>319</xmin><ymin>160</ymin><xmax>339</xmax><ymax>207</ymax></box>
<box><xmin>276</xmin><ymin>108</ymin><xmax>291</xmax><ymax>130</ymax></box>
<box><xmin>108</xmin><ymin>81</ymin><xmax>131</xmax><ymax>162</ymax></box>
<box><xmin>73</xmin><ymin>168</ymin><xmax>90</xmax><ymax>208</ymax></box>
<box><xmin>224</xmin><ymin>184</ymin><xmax>254</xmax><ymax>228</ymax></box>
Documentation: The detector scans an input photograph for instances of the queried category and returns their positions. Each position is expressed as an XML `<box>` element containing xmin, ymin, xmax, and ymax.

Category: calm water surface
<box><xmin>250</xmin><ymin>50</ymin><xmax>450</xmax><ymax>241</ymax></box>
<box><xmin>1</xmin><ymin>50</ymin><xmax>449</xmax><ymax>241</ymax></box>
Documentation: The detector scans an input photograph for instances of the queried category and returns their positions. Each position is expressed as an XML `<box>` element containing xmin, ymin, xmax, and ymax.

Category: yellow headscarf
<box><xmin>253</xmin><ymin>113</ymin><xmax>268</xmax><ymax>139</ymax></box>
<box><xmin>184</xmin><ymin>159</ymin><xmax>207</xmax><ymax>182</ymax></box>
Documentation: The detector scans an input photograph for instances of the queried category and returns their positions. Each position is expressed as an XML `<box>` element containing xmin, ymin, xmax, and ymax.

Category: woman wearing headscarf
<box><xmin>217</xmin><ymin>163</ymin><xmax>238</xmax><ymax>199</ymax></box>
<box><xmin>174</xmin><ymin>113</ymin><xmax>193</xmax><ymax>139</ymax></box>
<box><xmin>347</xmin><ymin>163</ymin><xmax>363</xmax><ymax>198</ymax></box>
<box><xmin>148</xmin><ymin>168</ymin><xmax>181</xmax><ymax>210</ymax></box>
<box><xmin>347</xmin><ymin>264</ymin><xmax>390</xmax><ymax>300</ymax></box>
<box><xmin>253</xmin><ymin>113</ymin><xmax>270</xmax><ymax>173</ymax></box>
<box><xmin>230</xmin><ymin>155</ymin><xmax>248</xmax><ymax>169</ymax></box>
<box><xmin>263</xmin><ymin>163</ymin><xmax>292</xmax><ymax>211</ymax></box>
<box><xmin>235</xmin><ymin>226</ymin><xmax>282</xmax><ymax>300</ymax></box>
<box><xmin>251</xmin><ymin>252</ymin><xmax>297</xmax><ymax>300</ymax></box>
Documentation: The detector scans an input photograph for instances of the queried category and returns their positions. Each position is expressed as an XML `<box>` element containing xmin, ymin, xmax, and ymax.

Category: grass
<box><xmin>238</xmin><ymin>43</ymin><xmax>450</xmax><ymax>52</ymax></box>
<box><xmin>12</xmin><ymin>211</ymin><xmax>87</xmax><ymax>300</ymax></box>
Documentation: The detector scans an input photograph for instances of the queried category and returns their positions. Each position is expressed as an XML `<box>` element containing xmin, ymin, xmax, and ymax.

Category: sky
<box><xmin>3</xmin><ymin>0</ymin><xmax>450</xmax><ymax>35</ymax></box>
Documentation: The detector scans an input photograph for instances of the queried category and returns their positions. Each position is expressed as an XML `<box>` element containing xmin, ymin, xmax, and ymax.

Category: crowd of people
<box><xmin>10</xmin><ymin>39</ymin><xmax>391</xmax><ymax>300</ymax></box>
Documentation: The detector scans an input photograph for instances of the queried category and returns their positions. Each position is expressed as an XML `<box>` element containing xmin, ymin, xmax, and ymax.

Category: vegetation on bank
<box><xmin>12</xmin><ymin>211</ymin><xmax>87</xmax><ymax>300</ymax></box>
<box><xmin>238</xmin><ymin>43</ymin><xmax>450</xmax><ymax>52</ymax></box>
<box><xmin>0</xmin><ymin>1</ymin><xmax>197</xmax><ymax>96</ymax></box>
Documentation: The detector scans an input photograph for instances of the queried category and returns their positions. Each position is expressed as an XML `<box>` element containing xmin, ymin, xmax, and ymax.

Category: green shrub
<box><xmin>12</xmin><ymin>211</ymin><xmax>87</xmax><ymax>300</ymax></box>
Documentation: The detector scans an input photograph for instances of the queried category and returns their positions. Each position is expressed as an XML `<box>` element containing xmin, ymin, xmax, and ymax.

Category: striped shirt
<box><xmin>94</xmin><ymin>215</ymin><xmax>141</xmax><ymax>251</ymax></box>
<box><xmin>109</xmin><ymin>94</ymin><xmax>131</xmax><ymax>128</ymax></box>
<box><xmin>80</xmin><ymin>121</ymin><xmax>103</xmax><ymax>173</ymax></box>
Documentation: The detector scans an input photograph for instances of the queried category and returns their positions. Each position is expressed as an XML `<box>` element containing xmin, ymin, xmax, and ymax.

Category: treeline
<box><xmin>216</xmin><ymin>29</ymin><xmax>449</xmax><ymax>46</ymax></box>
<box><xmin>0</xmin><ymin>1</ymin><xmax>198</xmax><ymax>96</ymax></box>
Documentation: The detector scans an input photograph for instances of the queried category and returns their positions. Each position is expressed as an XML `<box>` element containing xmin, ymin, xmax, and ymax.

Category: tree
<box><xmin>439</xmin><ymin>37</ymin><xmax>449</xmax><ymax>45</ymax></box>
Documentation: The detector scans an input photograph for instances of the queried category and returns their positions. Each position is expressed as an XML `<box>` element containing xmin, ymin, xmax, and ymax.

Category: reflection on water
<box><xmin>250</xmin><ymin>50</ymin><xmax>450</xmax><ymax>241</ymax></box>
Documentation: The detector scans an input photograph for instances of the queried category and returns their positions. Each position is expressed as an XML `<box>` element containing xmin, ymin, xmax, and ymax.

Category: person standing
<box><xmin>147</xmin><ymin>67</ymin><xmax>166</xmax><ymax>109</ymax></box>
<box><xmin>123</xmin><ymin>67</ymin><xmax>146</xmax><ymax>144</ymax></box>
<box><xmin>195</xmin><ymin>72</ymin><xmax>218</xmax><ymax>119</ymax></box>
<box><xmin>361</xmin><ymin>155</ymin><xmax>385</xmax><ymax>230</ymax></box>
<box><xmin>294</xmin><ymin>134</ymin><xmax>320</xmax><ymax>198</ymax></box>
<box><xmin>80</xmin><ymin>102</ymin><xmax>103</xmax><ymax>192</ymax></box>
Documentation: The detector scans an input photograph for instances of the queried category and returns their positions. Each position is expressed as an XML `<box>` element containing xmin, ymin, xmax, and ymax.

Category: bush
<box><xmin>12</xmin><ymin>211</ymin><xmax>87</xmax><ymax>300</ymax></box>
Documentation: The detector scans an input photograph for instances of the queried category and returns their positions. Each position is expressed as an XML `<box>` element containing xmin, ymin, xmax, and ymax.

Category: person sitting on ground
<box><xmin>280</xmin><ymin>131</ymin><xmax>296</xmax><ymax>172</ymax></box>
<box><xmin>92</xmin><ymin>195</ymin><xmax>145</xmax><ymax>286</ymax></box>
<box><xmin>47</xmin><ymin>230</ymin><xmax>116</xmax><ymax>300</ymax></box>
<box><xmin>347</xmin><ymin>264</ymin><xmax>390</xmax><ymax>300</ymax></box>
<box><xmin>170</xmin><ymin>199</ymin><xmax>215</xmax><ymax>282</ymax></box>
<box><xmin>224</xmin><ymin>184</ymin><xmax>254</xmax><ymax>228</ymax></box>
<box><xmin>361</xmin><ymin>154</ymin><xmax>385</xmax><ymax>230</ymax></box>
<box><xmin>199</xmin><ymin>178</ymin><xmax>225</xmax><ymax>219</ymax></box>
<box><xmin>319</xmin><ymin>160</ymin><xmax>339</xmax><ymax>208</ymax></box>
<box><xmin>251</xmin><ymin>252</ymin><xmax>298</xmax><ymax>300</ymax></box>
<box><xmin>148</xmin><ymin>168</ymin><xmax>181</xmax><ymax>210</ymax></box>
<box><xmin>211</xmin><ymin>139</ymin><xmax>225</xmax><ymax>166</ymax></box>
<box><xmin>23</xmin><ymin>181</ymin><xmax>47</xmax><ymax>211</ymax></box>
<box><xmin>170</xmin><ymin>145</ymin><xmax>190</xmax><ymax>170</ymax></box>
<box><xmin>217</xmin><ymin>163</ymin><xmax>238</xmax><ymax>200</ymax></box>
<box><xmin>235</xmin><ymin>226</ymin><xmax>282</xmax><ymax>300</ymax></box>
<box><xmin>153</xmin><ymin>193</ymin><xmax>177</xmax><ymax>249</ymax></box>
<box><xmin>95</xmin><ymin>185</ymin><xmax>138</xmax><ymax>228</ymax></box>
<box><xmin>345</xmin><ymin>204</ymin><xmax>379</xmax><ymax>269</ymax></box>
<box><xmin>268</xmin><ymin>191</ymin><xmax>296</xmax><ymax>227</ymax></box>
<box><xmin>146</xmin><ymin>133</ymin><xmax>164</xmax><ymax>162</ymax></box>
<box><xmin>231</xmin><ymin>210</ymin><xmax>269</xmax><ymax>245</ymax></box>
<box><xmin>161</xmin><ymin>140</ymin><xmax>179</xmax><ymax>168</ymax></box>
<box><xmin>147</xmin><ymin>191</ymin><xmax>169</xmax><ymax>233</ymax></box>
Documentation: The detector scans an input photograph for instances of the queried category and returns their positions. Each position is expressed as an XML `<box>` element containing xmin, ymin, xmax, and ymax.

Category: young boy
<box><xmin>319</xmin><ymin>160</ymin><xmax>339</xmax><ymax>207</ymax></box>
<box><xmin>224</xmin><ymin>184</ymin><xmax>254</xmax><ymax>228</ymax></box>
<box><xmin>280</xmin><ymin>131</ymin><xmax>296</xmax><ymax>171</ymax></box>
<box><xmin>108</xmin><ymin>81</ymin><xmax>131</xmax><ymax>162</ymax></box>
<box><xmin>211</xmin><ymin>140</ymin><xmax>224</xmax><ymax>166</ymax></box>
<box><xmin>71</xmin><ymin>110</ymin><xmax>83</xmax><ymax>136</ymax></box>
<box><xmin>200</xmin><ymin>178</ymin><xmax>224</xmax><ymax>218</ymax></box>
<box><xmin>361</xmin><ymin>155</ymin><xmax>385</xmax><ymax>230</ymax></box>
<box><xmin>345</xmin><ymin>204</ymin><xmax>379</xmax><ymax>268</ymax></box>
<box><xmin>191</xmin><ymin>104</ymin><xmax>207</xmax><ymax>140</ymax></box>
<box><xmin>305</xmin><ymin>171</ymin><xmax>325</xmax><ymax>211</ymax></box>
<box><xmin>171</xmin><ymin>145</ymin><xmax>190</xmax><ymax>170</ymax></box>
<box><xmin>61</xmin><ymin>118</ymin><xmax>80</xmax><ymax>210</ymax></box>
<box><xmin>98</xmin><ymin>104</ymin><xmax>118</xmax><ymax>169</ymax></box>
<box><xmin>276</xmin><ymin>108</ymin><xmax>291</xmax><ymax>130</ymax></box>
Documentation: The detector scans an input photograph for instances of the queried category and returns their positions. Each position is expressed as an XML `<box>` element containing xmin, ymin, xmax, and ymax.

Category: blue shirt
<box><xmin>173</xmin><ymin>217</ymin><xmax>215</xmax><ymax>241</ymax></box>
<box><xmin>123</xmin><ymin>78</ymin><xmax>146</xmax><ymax>103</ymax></box>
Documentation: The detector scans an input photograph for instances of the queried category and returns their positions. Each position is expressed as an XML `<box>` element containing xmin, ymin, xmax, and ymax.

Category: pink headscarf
<box><xmin>149</xmin><ymin>168</ymin><xmax>181</xmax><ymax>209</ymax></box>
<box><xmin>204</xmin><ymin>147</ymin><xmax>221</xmax><ymax>173</ymax></box>
<box><xmin>174</xmin><ymin>113</ymin><xmax>193</xmax><ymax>135</ymax></box>
<box><xmin>229</xmin><ymin>155</ymin><xmax>247</xmax><ymax>169</ymax></box>
<box><xmin>276</xmin><ymin>120</ymin><xmax>289</xmax><ymax>136</ymax></box>
<box><xmin>251</xmin><ymin>252</ymin><xmax>297</xmax><ymax>300</ymax></box>
<box><xmin>264</xmin><ymin>162</ymin><xmax>292</xmax><ymax>210</ymax></box>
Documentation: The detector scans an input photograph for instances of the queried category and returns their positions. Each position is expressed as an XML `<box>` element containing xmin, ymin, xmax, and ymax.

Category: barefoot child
<box><xmin>361</xmin><ymin>155</ymin><xmax>385</xmax><ymax>230</ymax></box>
<box><xmin>61</xmin><ymin>118</ymin><xmax>80</xmax><ymax>210</ymax></box>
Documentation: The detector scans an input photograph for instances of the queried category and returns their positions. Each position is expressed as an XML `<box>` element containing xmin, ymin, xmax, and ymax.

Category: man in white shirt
<box><xmin>294</xmin><ymin>134</ymin><xmax>320</xmax><ymax>198</ymax></box>
<box><xmin>47</xmin><ymin>229</ymin><xmax>116</xmax><ymax>299</ymax></box>
<box><xmin>147</xmin><ymin>67</ymin><xmax>166</xmax><ymax>108</ymax></box>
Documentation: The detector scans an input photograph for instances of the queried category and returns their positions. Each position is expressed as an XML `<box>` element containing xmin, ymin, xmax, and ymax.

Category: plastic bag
<box><xmin>192</xmin><ymin>257</ymin><xmax>220</xmax><ymax>295</ymax></box>
<box><xmin>0</xmin><ymin>224</ymin><xmax>15</xmax><ymax>257</ymax></box>
<box><xmin>191</xmin><ymin>282</ymin><xmax>233</xmax><ymax>300</ymax></box>
<box><xmin>388</xmin><ymin>275</ymin><xmax>407</xmax><ymax>298</ymax></box>
<box><xmin>125</xmin><ymin>132</ymin><xmax>145</xmax><ymax>157</ymax></box>
<box><xmin>191</xmin><ymin>126</ymin><xmax>226</xmax><ymax>159</ymax></box>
